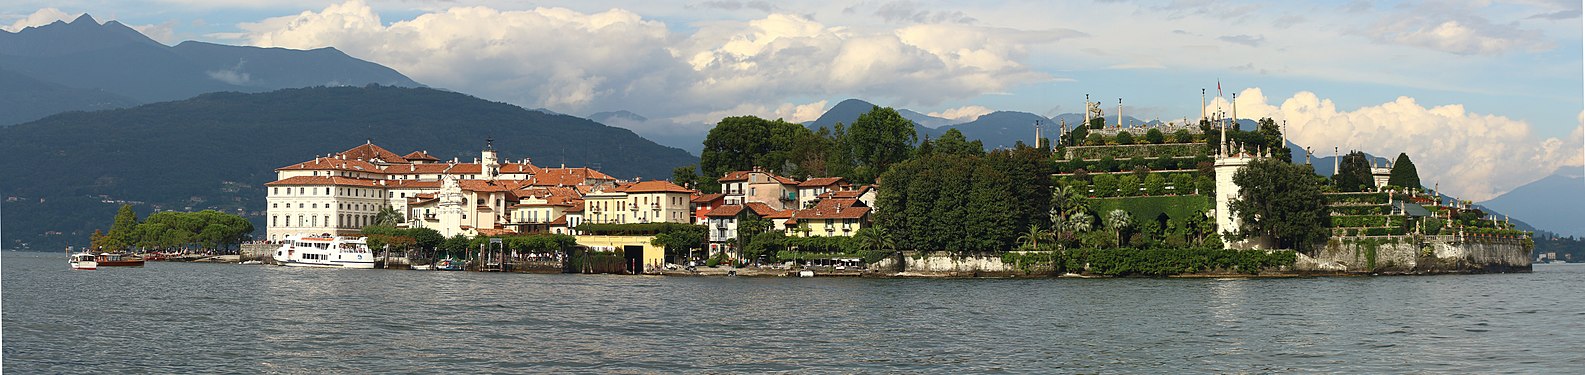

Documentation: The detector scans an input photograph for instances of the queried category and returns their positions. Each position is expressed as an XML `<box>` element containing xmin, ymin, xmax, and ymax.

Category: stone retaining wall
<box><xmin>1297</xmin><ymin>235</ymin><xmax>1530</xmax><ymax>274</ymax></box>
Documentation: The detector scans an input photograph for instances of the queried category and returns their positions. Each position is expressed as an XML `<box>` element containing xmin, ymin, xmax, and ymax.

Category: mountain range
<box><xmin>0</xmin><ymin>14</ymin><xmax>420</xmax><ymax>125</ymax></box>
<box><xmin>0</xmin><ymin>85</ymin><xmax>697</xmax><ymax>251</ymax></box>
<box><xmin>1479</xmin><ymin>168</ymin><xmax>1585</xmax><ymax>237</ymax></box>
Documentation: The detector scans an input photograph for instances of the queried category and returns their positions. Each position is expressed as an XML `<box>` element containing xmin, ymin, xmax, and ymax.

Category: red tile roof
<box><xmin>691</xmin><ymin>193</ymin><xmax>725</xmax><ymax>204</ymax></box>
<box><xmin>338</xmin><ymin>143</ymin><xmax>409</xmax><ymax>164</ymax></box>
<box><xmin>403</xmin><ymin>151</ymin><xmax>439</xmax><ymax>162</ymax></box>
<box><xmin>548</xmin><ymin>215</ymin><xmax>568</xmax><ymax>225</ymax></box>
<box><xmin>275</xmin><ymin>157</ymin><xmax>383</xmax><ymax>172</ymax></box>
<box><xmin>458</xmin><ymin>179</ymin><xmax>523</xmax><ymax>192</ymax></box>
<box><xmin>716</xmin><ymin>170</ymin><xmax>799</xmax><ymax>185</ymax></box>
<box><xmin>265</xmin><ymin>176</ymin><xmax>382</xmax><ymax>187</ymax></box>
<box><xmin>704</xmin><ymin>205</ymin><xmax>745</xmax><ymax>217</ymax></box>
<box><xmin>797</xmin><ymin>177</ymin><xmax>848</xmax><ymax>188</ymax></box>
<box><xmin>500</xmin><ymin>163</ymin><xmax>540</xmax><ymax>174</ymax></box>
<box><xmin>792</xmin><ymin>199</ymin><xmax>870</xmax><ymax>220</ymax></box>
<box><xmin>621</xmin><ymin>180</ymin><xmax>696</xmax><ymax>194</ymax></box>
<box><xmin>717</xmin><ymin>171</ymin><xmax>751</xmax><ymax>182</ymax></box>
<box><xmin>743</xmin><ymin>202</ymin><xmax>788</xmax><ymax>218</ymax></box>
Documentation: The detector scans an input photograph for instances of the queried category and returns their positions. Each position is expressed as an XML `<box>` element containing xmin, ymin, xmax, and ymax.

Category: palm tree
<box><xmin>1066</xmin><ymin>211</ymin><xmax>1094</xmax><ymax>233</ymax></box>
<box><xmin>1105</xmin><ymin>209</ymin><xmax>1133</xmax><ymax>247</ymax></box>
<box><xmin>1050</xmin><ymin>184</ymin><xmax>1091</xmax><ymax>224</ymax></box>
<box><xmin>1017</xmin><ymin>224</ymin><xmax>1052</xmax><ymax>250</ymax></box>
<box><xmin>857</xmin><ymin>227</ymin><xmax>897</xmax><ymax>256</ymax></box>
<box><xmin>374</xmin><ymin>205</ymin><xmax>404</xmax><ymax>227</ymax></box>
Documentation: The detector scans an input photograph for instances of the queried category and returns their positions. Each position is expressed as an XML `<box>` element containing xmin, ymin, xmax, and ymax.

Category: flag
<box><xmin>1217</xmin><ymin>79</ymin><xmax>1222</xmax><ymax>98</ymax></box>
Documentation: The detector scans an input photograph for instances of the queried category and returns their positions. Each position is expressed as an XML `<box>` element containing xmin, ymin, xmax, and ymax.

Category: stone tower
<box><xmin>481</xmin><ymin>138</ymin><xmax>500</xmax><ymax>179</ymax></box>
<box><xmin>437</xmin><ymin>174</ymin><xmax>466</xmax><ymax>237</ymax></box>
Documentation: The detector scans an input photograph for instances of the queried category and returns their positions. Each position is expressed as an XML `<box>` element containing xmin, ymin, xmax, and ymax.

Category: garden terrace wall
<box><xmin>1297</xmin><ymin>235</ymin><xmax>1531</xmax><ymax>274</ymax></box>
<box><xmin>1062</xmin><ymin>143</ymin><xmax>1209</xmax><ymax>161</ymax></box>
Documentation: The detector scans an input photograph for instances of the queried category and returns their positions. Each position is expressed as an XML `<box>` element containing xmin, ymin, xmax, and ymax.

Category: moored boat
<box><xmin>96</xmin><ymin>252</ymin><xmax>146</xmax><ymax>267</ymax></box>
<box><xmin>70</xmin><ymin>252</ymin><xmax>98</xmax><ymax>270</ymax></box>
<box><xmin>435</xmin><ymin>257</ymin><xmax>465</xmax><ymax>271</ymax></box>
<box><xmin>271</xmin><ymin>235</ymin><xmax>376</xmax><ymax>268</ymax></box>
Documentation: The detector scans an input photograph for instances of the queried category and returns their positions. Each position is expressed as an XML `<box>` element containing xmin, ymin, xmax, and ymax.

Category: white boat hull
<box><xmin>271</xmin><ymin>235</ymin><xmax>377</xmax><ymax>269</ymax></box>
<box><xmin>71</xmin><ymin>261</ymin><xmax>97</xmax><ymax>270</ymax></box>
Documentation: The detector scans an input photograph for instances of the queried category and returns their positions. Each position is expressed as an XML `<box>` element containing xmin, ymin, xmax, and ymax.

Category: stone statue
<box><xmin>1087</xmin><ymin>101</ymin><xmax>1104</xmax><ymax>120</ymax></box>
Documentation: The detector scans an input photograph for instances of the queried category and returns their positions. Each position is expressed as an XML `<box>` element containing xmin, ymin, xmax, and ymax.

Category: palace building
<box><xmin>264</xmin><ymin>140</ymin><xmax>623</xmax><ymax>241</ymax></box>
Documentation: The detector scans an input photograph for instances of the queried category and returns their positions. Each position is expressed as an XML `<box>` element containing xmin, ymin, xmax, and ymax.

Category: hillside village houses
<box><xmin>264</xmin><ymin>140</ymin><xmax>877</xmax><ymax>262</ymax></box>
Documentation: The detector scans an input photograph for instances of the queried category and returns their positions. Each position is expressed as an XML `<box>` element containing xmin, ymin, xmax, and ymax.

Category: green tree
<box><xmin>1172</xmin><ymin>129</ymin><xmax>1192</xmax><ymax>143</ymax></box>
<box><xmin>406</xmin><ymin>227</ymin><xmax>445</xmax><ymax>251</ymax></box>
<box><xmin>1105</xmin><ymin>209</ymin><xmax>1133</xmax><ymax>247</ymax></box>
<box><xmin>1230</xmin><ymin>157</ymin><xmax>1330</xmax><ymax>253</ymax></box>
<box><xmin>440</xmin><ymin>234</ymin><xmax>471</xmax><ymax>258</ymax></box>
<box><xmin>1255</xmin><ymin>118</ymin><xmax>1292</xmax><ymax>163</ymax></box>
<box><xmin>846</xmin><ymin>106</ymin><xmax>917</xmax><ymax>182</ymax></box>
<box><xmin>853</xmin><ymin>227</ymin><xmax>897</xmax><ymax>263</ymax></box>
<box><xmin>373</xmin><ymin>205</ymin><xmax>403</xmax><ymax>227</ymax></box>
<box><xmin>699</xmin><ymin>116</ymin><xmax>814</xmax><ymax>185</ymax></box>
<box><xmin>932</xmin><ymin>128</ymin><xmax>984</xmax><ymax>156</ymax></box>
<box><xmin>672</xmin><ymin>165</ymin><xmax>703</xmax><ymax>191</ymax></box>
<box><xmin>1387</xmin><ymin>153</ymin><xmax>1421</xmax><ymax>189</ymax></box>
<box><xmin>1085</xmin><ymin>132</ymin><xmax>1106</xmax><ymax>146</ymax></box>
<box><xmin>1017</xmin><ymin>224</ymin><xmax>1052</xmax><ymax>249</ymax></box>
<box><xmin>1116</xmin><ymin>131</ymin><xmax>1135</xmax><ymax>145</ymax></box>
<box><xmin>1118</xmin><ymin>174</ymin><xmax>1140</xmax><ymax>197</ymax></box>
<box><xmin>1093</xmin><ymin>174</ymin><xmax>1118</xmax><ymax>197</ymax></box>
<box><xmin>1066</xmin><ymin>126</ymin><xmax>1089</xmax><ymax>146</ymax></box>
<box><xmin>1088</xmin><ymin>117</ymin><xmax>1106</xmax><ymax>130</ymax></box>
<box><xmin>1145</xmin><ymin>128</ymin><xmax>1165</xmax><ymax>144</ymax></box>
<box><xmin>1172</xmin><ymin>173</ymin><xmax>1194</xmax><ymax>195</ymax></box>
<box><xmin>1334</xmin><ymin>151</ymin><xmax>1374</xmax><ymax>192</ymax></box>
<box><xmin>650</xmin><ymin>225</ymin><xmax>706</xmax><ymax>262</ymax></box>
<box><xmin>1144</xmin><ymin>173</ymin><xmax>1167</xmax><ymax>196</ymax></box>
<box><xmin>103</xmin><ymin>204</ymin><xmax>140</xmax><ymax>251</ymax></box>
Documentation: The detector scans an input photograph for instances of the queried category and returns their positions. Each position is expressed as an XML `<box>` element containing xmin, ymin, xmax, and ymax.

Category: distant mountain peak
<box><xmin>589</xmin><ymin>110</ymin><xmax>647</xmax><ymax>122</ymax></box>
<box><xmin>70</xmin><ymin>13</ymin><xmax>99</xmax><ymax>25</ymax></box>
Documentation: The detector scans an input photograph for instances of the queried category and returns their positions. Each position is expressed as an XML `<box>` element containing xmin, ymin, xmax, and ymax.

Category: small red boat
<box><xmin>96</xmin><ymin>253</ymin><xmax>146</xmax><ymax>267</ymax></box>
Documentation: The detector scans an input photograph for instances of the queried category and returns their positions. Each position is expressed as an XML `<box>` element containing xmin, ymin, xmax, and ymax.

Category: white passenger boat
<box><xmin>70</xmin><ymin>252</ymin><xmax>98</xmax><ymax>270</ymax></box>
<box><xmin>271</xmin><ymin>235</ymin><xmax>376</xmax><ymax>268</ymax></box>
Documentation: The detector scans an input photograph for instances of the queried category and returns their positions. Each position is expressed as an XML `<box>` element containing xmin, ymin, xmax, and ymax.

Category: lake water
<box><xmin>4</xmin><ymin>250</ymin><xmax>1582</xmax><ymax>373</ymax></box>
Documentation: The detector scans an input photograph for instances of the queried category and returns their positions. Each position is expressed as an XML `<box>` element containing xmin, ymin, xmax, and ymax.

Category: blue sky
<box><xmin>3</xmin><ymin>0</ymin><xmax>1581</xmax><ymax>200</ymax></box>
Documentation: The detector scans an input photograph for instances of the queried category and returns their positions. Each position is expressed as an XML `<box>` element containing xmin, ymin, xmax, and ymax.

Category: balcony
<box><xmin>628</xmin><ymin>205</ymin><xmax>638</xmax><ymax>211</ymax></box>
<box><xmin>781</xmin><ymin>193</ymin><xmax>797</xmax><ymax>201</ymax></box>
<box><xmin>651</xmin><ymin>203</ymin><xmax>661</xmax><ymax>210</ymax></box>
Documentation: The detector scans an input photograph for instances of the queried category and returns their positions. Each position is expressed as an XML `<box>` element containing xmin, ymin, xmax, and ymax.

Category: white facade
<box><xmin>266</xmin><ymin>141</ymin><xmax>610</xmax><ymax>241</ymax></box>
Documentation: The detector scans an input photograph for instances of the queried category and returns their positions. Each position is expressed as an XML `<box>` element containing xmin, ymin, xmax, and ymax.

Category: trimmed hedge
<box><xmin>1330</xmin><ymin>205</ymin><xmax>1392</xmax><ymax>215</ymax></box>
<box><xmin>1324</xmin><ymin>192</ymin><xmax>1389</xmax><ymax>205</ymax></box>
<box><xmin>1088</xmin><ymin>195</ymin><xmax>1212</xmax><ymax>221</ymax></box>
<box><xmin>1064</xmin><ymin>143</ymin><xmax>1207</xmax><ymax>161</ymax></box>
<box><xmin>1330</xmin><ymin>215</ymin><xmax>1406</xmax><ymax>229</ymax></box>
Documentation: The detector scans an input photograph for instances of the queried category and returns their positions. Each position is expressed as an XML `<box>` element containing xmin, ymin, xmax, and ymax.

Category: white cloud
<box><xmin>233</xmin><ymin>1</ymin><xmax>1070</xmax><ymax>122</ymax></box>
<box><xmin>131</xmin><ymin>21</ymin><xmax>179</xmax><ymax>45</ymax></box>
<box><xmin>3</xmin><ymin>8</ymin><xmax>78</xmax><ymax>32</ymax></box>
<box><xmin>928</xmin><ymin>105</ymin><xmax>993</xmax><ymax>122</ymax></box>
<box><xmin>1362</xmin><ymin>7</ymin><xmax>1552</xmax><ymax>55</ymax></box>
<box><xmin>1212</xmin><ymin>88</ymin><xmax>1584</xmax><ymax>201</ymax></box>
<box><xmin>206</xmin><ymin>59</ymin><xmax>251</xmax><ymax>85</ymax></box>
<box><xmin>668</xmin><ymin>100</ymin><xmax>829</xmax><ymax>125</ymax></box>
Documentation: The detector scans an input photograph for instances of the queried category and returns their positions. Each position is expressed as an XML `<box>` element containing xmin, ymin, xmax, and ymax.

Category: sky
<box><xmin>3</xmin><ymin>0</ymin><xmax>1582</xmax><ymax>201</ymax></box>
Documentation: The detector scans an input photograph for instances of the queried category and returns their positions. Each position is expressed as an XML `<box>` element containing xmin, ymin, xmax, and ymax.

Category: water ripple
<box><xmin>5</xmin><ymin>252</ymin><xmax>1585</xmax><ymax>373</ymax></box>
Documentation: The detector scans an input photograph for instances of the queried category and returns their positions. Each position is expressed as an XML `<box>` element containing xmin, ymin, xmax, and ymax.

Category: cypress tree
<box><xmin>1333</xmin><ymin>151</ymin><xmax>1374</xmax><ymax>192</ymax></box>
<box><xmin>1388</xmin><ymin>153</ymin><xmax>1421</xmax><ymax>189</ymax></box>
